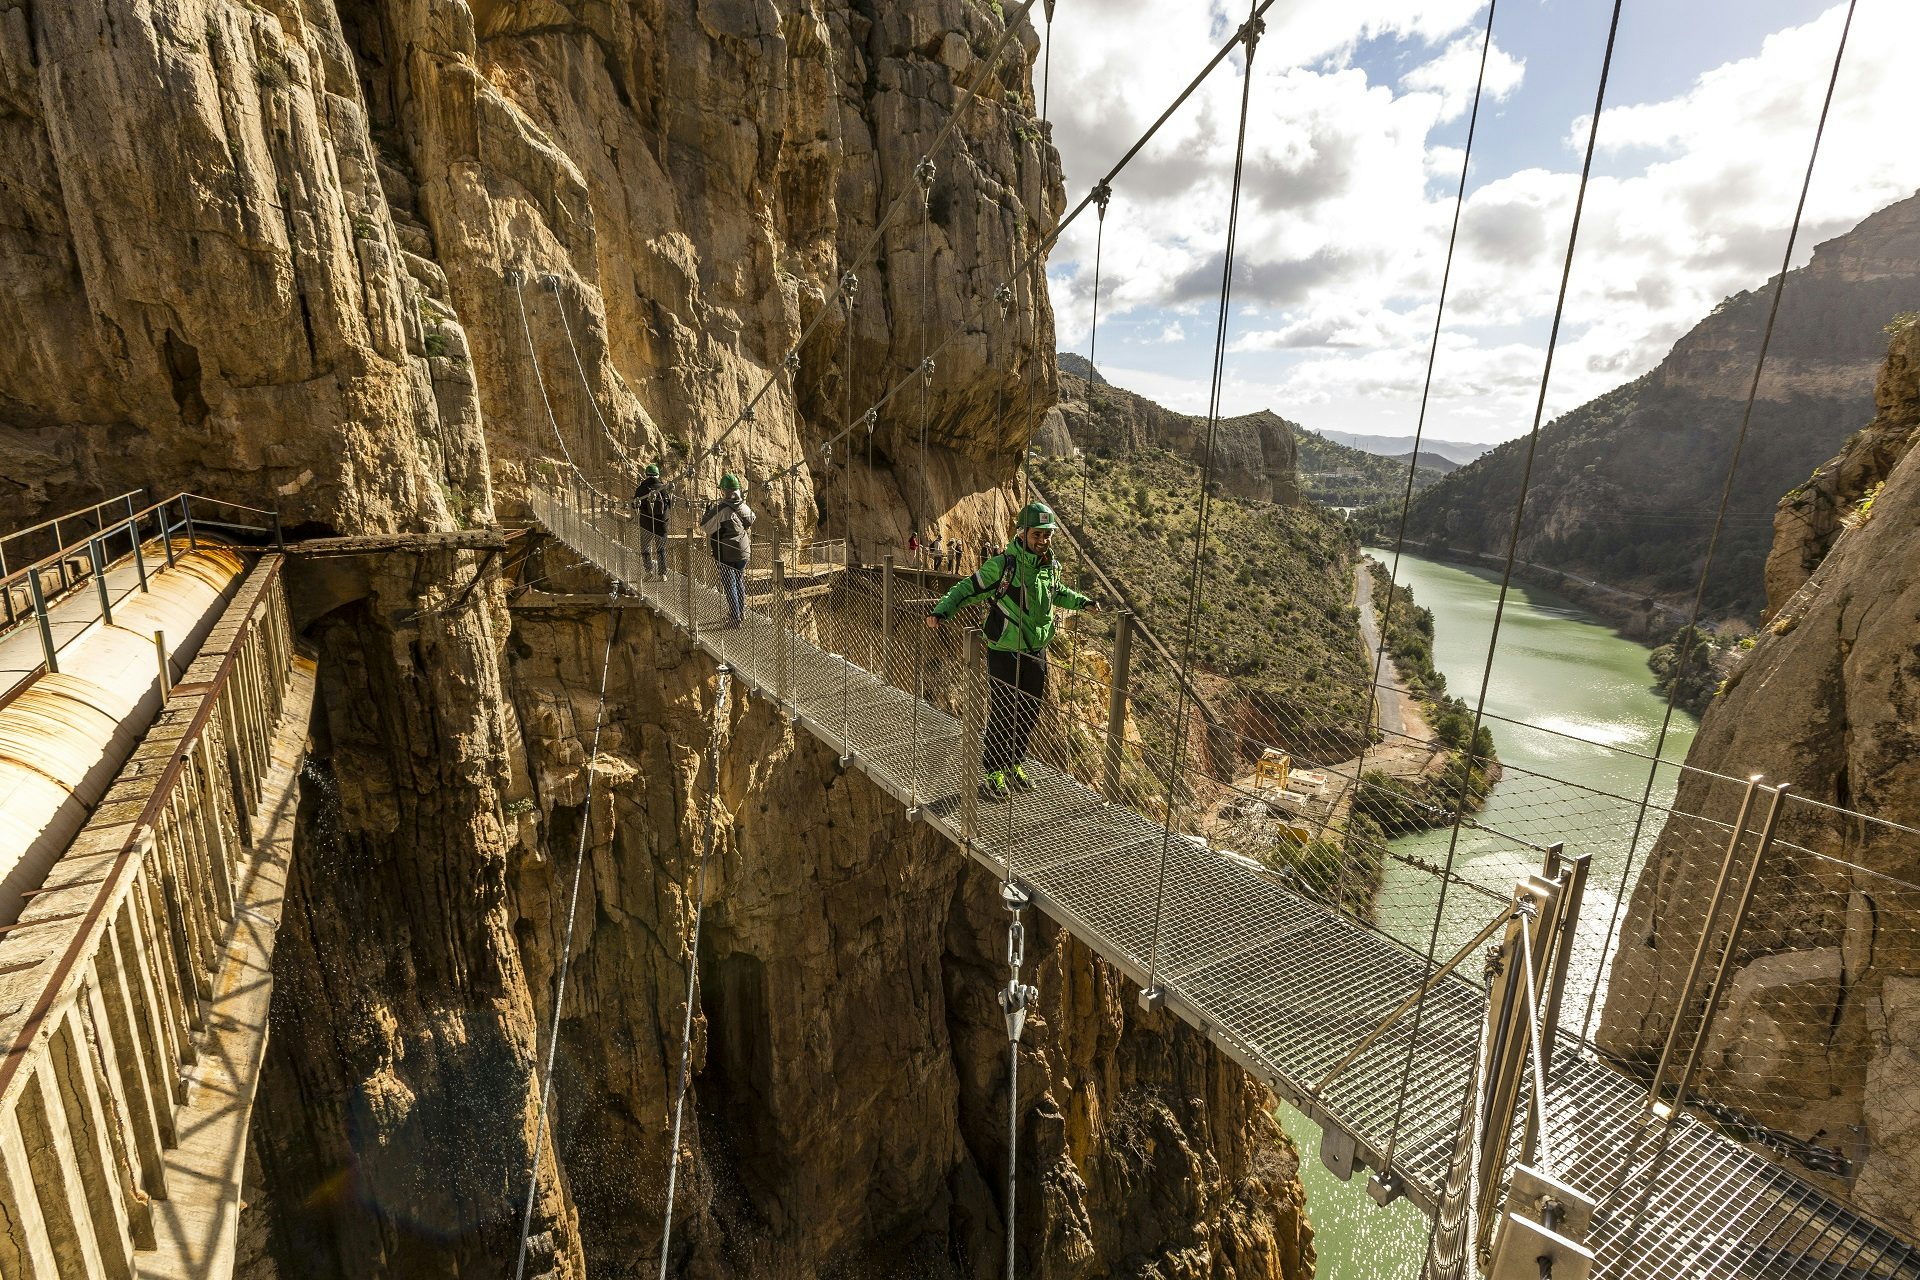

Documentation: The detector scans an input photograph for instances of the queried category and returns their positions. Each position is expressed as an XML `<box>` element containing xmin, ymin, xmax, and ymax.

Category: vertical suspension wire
<box><xmin>841</xmin><ymin>273</ymin><xmax>860</xmax><ymax>553</ymax></box>
<box><xmin>1141</xmin><ymin>5</ymin><xmax>1263</xmax><ymax>1000</ymax></box>
<box><xmin>1355</xmin><ymin>0</ymin><xmax>1499</xmax><ymax>789</ymax></box>
<box><xmin>1575</xmin><ymin>0</ymin><xmax>1860</xmax><ymax>1044</ymax></box>
<box><xmin>512</xmin><ymin>589</ymin><xmax>624</xmax><ymax>1280</ymax></box>
<box><xmin>656</xmin><ymin>668</ymin><xmax>730</xmax><ymax>1280</ymax></box>
<box><xmin>1382</xmin><ymin>0</ymin><xmax>1627</xmax><ymax>1181</ymax></box>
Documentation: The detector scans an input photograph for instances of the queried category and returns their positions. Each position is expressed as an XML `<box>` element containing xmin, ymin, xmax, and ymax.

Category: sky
<box><xmin>1037</xmin><ymin>0</ymin><xmax>1920</xmax><ymax>445</ymax></box>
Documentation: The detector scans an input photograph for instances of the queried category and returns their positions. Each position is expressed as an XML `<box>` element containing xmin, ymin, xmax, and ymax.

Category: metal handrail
<box><xmin>0</xmin><ymin>556</ymin><xmax>290</xmax><ymax>1103</ymax></box>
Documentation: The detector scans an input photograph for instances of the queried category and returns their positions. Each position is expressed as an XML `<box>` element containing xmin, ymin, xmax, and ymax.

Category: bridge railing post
<box><xmin>960</xmin><ymin>628</ymin><xmax>986</xmax><ymax>847</ymax></box>
<box><xmin>28</xmin><ymin>568</ymin><xmax>57</xmax><ymax>674</ymax></box>
<box><xmin>0</xmin><ymin>541</ymin><xmax>13</xmax><ymax>628</ymax></box>
<box><xmin>682</xmin><ymin>528</ymin><xmax>696</xmax><ymax>640</ymax></box>
<box><xmin>773</xmin><ymin>560</ymin><xmax>790</xmax><ymax>703</ymax></box>
<box><xmin>880</xmin><ymin>555</ymin><xmax>895</xmax><ymax>685</ymax></box>
<box><xmin>130</xmin><ymin>516</ymin><xmax>148</xmax><ymax>593</ymax></box>
<box><xmin>90</xmin><ymin>537</ymin><xmax>112</xmax><ymax>627</ymax></box>
<box><xmin>1103</xmin><ymin>611</ymin><xmax>1133</xmax><ymax>799</ymax></box>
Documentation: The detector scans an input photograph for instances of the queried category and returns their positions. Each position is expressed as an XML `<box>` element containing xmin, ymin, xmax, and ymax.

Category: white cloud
<box><xmin>1154</xmin><ymin>320</ymin><xmax>1187</xmax><ymax>343</ymax></box>
<box><xmin>1402</xmin><ymin>34</ymin><xmax>1525</xmax><ymax>121</ymax></box>
<box><xmin>1041</xmin><ymin>2</ymin><xmax>1920</xmax><ymax>443</ymax></box>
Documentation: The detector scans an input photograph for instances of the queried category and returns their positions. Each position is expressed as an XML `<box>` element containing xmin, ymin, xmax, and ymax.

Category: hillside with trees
<box><xmin>1379</xmin><ymin>193</ymin><xmax>1920</xmax><ymax>621</ymax></box>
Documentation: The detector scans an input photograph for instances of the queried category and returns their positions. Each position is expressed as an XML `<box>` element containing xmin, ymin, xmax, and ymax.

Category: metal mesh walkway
<box><xmin>533</xmin><ymin>483</ymin><xmax>1920</xmax><ymax>1280</ymax></box>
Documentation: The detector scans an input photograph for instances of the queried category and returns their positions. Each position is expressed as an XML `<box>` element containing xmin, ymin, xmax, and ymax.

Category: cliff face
<box><xmin>1</xmin><ymin>0</ymin><xmax>1309</xmax><ymax>1275</ymax></box>
<box><xmin>1045</xmin><ymin>357</ymin><xmax>1301</xmax><ymax>507</ymax></box>
<box><xmin>1598</xmin><ymin>321</ymin><xmax>1920</xmax><ymax>1232</ymax></box>
<box><xmin>1393</xmin><ymin>191</ymin><xmax>1920</xmax><ymax>621</ymax></box>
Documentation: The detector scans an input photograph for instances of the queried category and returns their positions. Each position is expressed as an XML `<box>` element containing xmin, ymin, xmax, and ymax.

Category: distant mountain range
<box><xmin>1322</xmin><ymin>432</ymin><xmax>1488</xmax><ymax>465</ymax></box>
<box><xmin>1050</xmin><ymin>353</ymin><xmax>1451</xmax><ymax>508</ymax></box>
<box><xmin>1379</xmin><ymin>190</ymin><xmax>1920</xmax><ymax>621</ymax></box>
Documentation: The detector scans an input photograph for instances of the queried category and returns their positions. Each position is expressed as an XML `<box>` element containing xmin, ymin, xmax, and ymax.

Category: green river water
<box><xmin>1276</xmin><ymin>550</ymin><xmax>1699</xmax><ymax>1278</ymax></box>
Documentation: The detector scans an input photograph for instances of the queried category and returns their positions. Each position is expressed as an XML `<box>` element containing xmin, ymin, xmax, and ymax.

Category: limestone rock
<box><xmin>1599</xmin><ymin>318</ymin><xmax>1920</xmax><ymax>1213</ymax></box>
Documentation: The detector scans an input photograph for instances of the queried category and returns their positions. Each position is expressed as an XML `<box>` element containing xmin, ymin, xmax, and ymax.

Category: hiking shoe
<box><xmin>979</xmin><ymin>771</ymin><xmax>1010</xmax><ymax>801</ymax></box>
<box><xmin>1008</xmin><ymin>764</ymin><xmax>1036</xmax><ymax>792</ymax></box>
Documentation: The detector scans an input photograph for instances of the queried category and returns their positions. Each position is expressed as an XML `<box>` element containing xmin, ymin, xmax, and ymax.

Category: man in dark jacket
<box><xmin>700</xmin><ymin>473</ymin><xmax>756</xmax><ymax>626</ymax></box>
<box><xmin>926</xmin><ymin>502</ymin><xmax>1099</xmax><ymax>800</ymax></box>
<box><xmin>631</xmin><ymin>463</ymin><xmax>672</xmax><ymax>579</ymax></box>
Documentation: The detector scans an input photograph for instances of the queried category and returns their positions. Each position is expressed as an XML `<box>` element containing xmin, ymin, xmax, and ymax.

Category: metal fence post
<box><xmin>773</xmin><ymin>559</ymin><xmax>790</xmax><ymax>703</ymax></box>
<box><xmin>181</xmin><ymin>495</ymin><xmax>197</xmax><ymax>550</ymax></box>
<box><xmin>130</xmin><ymin>517</ymin><xmax>149</xmax><ymax>591</ymax></box>
<box><xmin>154</xmin><ymin>630</ymin><xmax>172</xmax><ymax>699</ymax></box>
<box><xmin>1103</xmin><ymin>611</ymin><xmax>1134</xmax><ymax>798</ymax></box>
<box><xmin>880</xmin><ymin>554</ymin><xmax>895</xmax><ymax>682</ymax></box>
<box><xmin>1669</xmin><ymin>783</ymin><xmax>1792</xmax><ymax>1112</ymax></box>
<box><xmin>53</xmin><ymin>515</ymin><xmax>70</xmax><ymax>590</ymax></box>
<box><xmin>682</xmin><ymin>530</ymin><xmax>697</xmax><ymax>639</ymax></box>
<box><xmin>27</xmin><ymin>570</ymin><xmax>57</xmax><ymax>672</ymax></box>
<box><xmin>90</xmin><ymin>537</ymin><xmax>113</xmax><ymax>626</ymax></box>
<box><xmin>0</xmin><ymin>541</ymin><xmax>13</xmax><ymax>627</ymax></box>
<box><xmin>1644</xmin><ymin>775</ymin><xmax>1762</xmax><ymax>1115</ymax></box>
<box><xmin>961</xmin><ymin>628</ymin><xmax>986</xmax><ymax>846</ymax></box>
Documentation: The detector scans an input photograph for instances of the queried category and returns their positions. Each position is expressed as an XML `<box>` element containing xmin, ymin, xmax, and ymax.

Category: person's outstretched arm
<box><xmin>927</xmin><ymin>553</ymin><xmax>1006</xmax><ymax>625</ymax></box>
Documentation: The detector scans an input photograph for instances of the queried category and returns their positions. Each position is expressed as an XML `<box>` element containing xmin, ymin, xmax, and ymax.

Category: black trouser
<box><xmin>983</xmin><ymin>647</ymin><xmax>1047</xmax><ymax>775</ymax></box>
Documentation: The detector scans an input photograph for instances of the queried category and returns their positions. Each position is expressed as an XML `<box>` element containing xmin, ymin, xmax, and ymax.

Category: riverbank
<box><xmin>1379</xmin><ymin>538</ymin><xmax>1695</xmax><ymax>643</ymax></box>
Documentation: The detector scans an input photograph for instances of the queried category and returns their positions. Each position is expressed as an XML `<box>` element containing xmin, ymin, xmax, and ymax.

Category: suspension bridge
<box><xmin>1</xmin><ymin>0</ymin><xmax>1913</xmax><ymax>1274</ymax></box>
<box><xmin>528</xmin><ymin>477</ymin><xmax>1920</xmax><ymax>1280</ymax></box>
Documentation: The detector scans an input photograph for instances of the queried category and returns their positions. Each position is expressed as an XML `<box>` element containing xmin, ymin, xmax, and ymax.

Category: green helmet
<box><xmin>1016</xmin><ymin>501</ymin><xmax>1057</xmax><ymax>531</ymax></box>
<box><xmin>646</xmin><ymin>463</ymin><xmax>661</xmax><ymax>477</ymax></box>
<box><xmin>720</xmin><ymin>472</ymin><xmax>743</xmax><ymax>493</ymax></box>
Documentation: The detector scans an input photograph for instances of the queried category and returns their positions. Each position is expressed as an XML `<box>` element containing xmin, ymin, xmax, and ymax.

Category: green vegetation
<box><xmin>1649</xmin><ymin>624</ymin><xmax>1724</xmax><ymax>714</ymax></box>
<box><xmin>1382</xmin><ymin>256</ymin><xmax>1920</xmax><ymax>621</ymax></box>
<box><xmin>1034</xmin><ymin>447</ymin><xmax>1372</xmax><ymax>762</ymax></box>
<box><xmin>1294</xmin><ymin>431</ymin><xmax>1443</xmax><ymax>508</ymax></box>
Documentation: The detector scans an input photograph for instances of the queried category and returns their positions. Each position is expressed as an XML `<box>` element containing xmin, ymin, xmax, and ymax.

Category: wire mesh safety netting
<box><xmin>532</xmin><ymin>477</ymin><xmax>1920</xmax><ymax>1279</ymax></box>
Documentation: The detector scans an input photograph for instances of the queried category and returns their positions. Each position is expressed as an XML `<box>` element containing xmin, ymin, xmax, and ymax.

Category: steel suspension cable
<box><xmin>656</xmin><ymin>666</ymin><xmax>731</xmax><ymax>1280</ymax></box>
<box><xmin>1356</xmin><ymin>0</ymin><xmax>1499</xmax><ymax>785</ymax></box>
<box><xmin>1576</xmin><ymin>0</ymin><xmax>1859</xmax><ymax>1045</ymax></box>
<box><xmin>1141</xmin><ymin>6</ymin><xmax>1264</xmax><ymax>1000</ymax></box>
<box><xmin>515</xmin><ymin>272</ymin><xmax>617</xmax><ymax>502</ymax></box>
<box><xmin>1381</xmin><ymin>0</ymin><xmax>1627</xmax><ymax>1181</ymax></box>
<box><xmin>548</xmin><ymin>276</ymin><xmax>646</xmax><ymax>480</ymax></box>
<box><xmin>674</xmin><ymin>0</ymin><xmax>1046</xmax><ymax>487</ymax></box>
<box><xmin>766</xmin><ymin>0</ymin><xmax>1286</xmax><ymax>491</ymax></box>
<box><xmin>511</xmin><ymin>582</ymin><xmax>624</xmax><ymax>1280</ymax></box>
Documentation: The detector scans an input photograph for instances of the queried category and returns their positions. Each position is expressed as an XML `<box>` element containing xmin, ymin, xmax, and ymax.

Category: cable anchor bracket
<box><xmin>999</xmin><ymin>883</ymin><xmax>1038</xmax><ymax>1044</ymax></box>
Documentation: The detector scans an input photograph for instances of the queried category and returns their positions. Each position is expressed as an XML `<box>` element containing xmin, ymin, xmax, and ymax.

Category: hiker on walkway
<box><xmin>907</xmin><ymin>531</ymin><xmax>922</xmax><ymax>567</ymax></box>
<box><xmin>631</xmin><ymin>463</ymin><xmax>673</xmax><ymax>579</ymax></box>
<box><xmin>700</xmin><ymin>473</ymin><xmax>756</xmax><ymax>627</ymax></box>
<box><xmin>977</xmin><ymin>537</ymin><xmax>993</xmax><ymax>569</ymax></box>
<box><xmin>925</xmin><ymin>502</ymin><xmax>1099</xmax><ymax>800</ymax></box>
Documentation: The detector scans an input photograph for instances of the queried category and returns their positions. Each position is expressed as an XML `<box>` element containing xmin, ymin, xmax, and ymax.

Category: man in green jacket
<box><xmin>925</xmin><ymin>502</ymin><xmax>1099</xmax><ymax>800</ymax></box>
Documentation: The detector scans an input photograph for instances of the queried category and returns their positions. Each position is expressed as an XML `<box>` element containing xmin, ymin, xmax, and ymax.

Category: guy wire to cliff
<box><xmin>512</xmin><ymin>581</ymin><xmax>625</xmax><ymax>1280</ymax></box>
<box><xmin>1142</xmin><ymin>2</ymin><xmax>1265</xmax><ymax>1005</ymax></box>
<box><xmin>657</xmin><ymin>666</ymin><xmax>731</xmax><ymax>1280</ymax></box>
<box><xmin>1576</xmin><ymin>0</ymin><xmax>1861</xmax><ymax>1048</ymax></box>
<box><xmin>752</xmin><ymin>0</ymin><xmax>1291</xmax><ymax>495</ymax></box>
<box><xmin>1381</xmin><ymin>0</ymin><xmax>1628</xmax><ymax>1185</ymax></box>
<box><xmin>672</xmin><ymin>0</ymin><xmax>1049</xmax><ymax>488</ymax></box>
<box><xmin>1355</xmin><ymin>0</ymin><xmax>1499</xmax><ymax>796</ymax></box>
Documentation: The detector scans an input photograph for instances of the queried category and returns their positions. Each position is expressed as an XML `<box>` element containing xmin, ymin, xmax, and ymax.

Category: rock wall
<box><xmin>1</xmin><ymin>0</ymin><xmax>1311</xmax><ymax>1274</ymax></box>
<box><xmin>1395</xmin><ymin>192</ymin><xmax>1920</xmax><ymax>620</ymax></box>
<box><xmin>1598</xmin><ymin>321</ymin><xmax>1920</xmax><ymax>1232</ymax></box>
<box><xmin>1043</xmin><ymin>359</ymin><xmax>1301</xmax><ymax>507</ymax></box>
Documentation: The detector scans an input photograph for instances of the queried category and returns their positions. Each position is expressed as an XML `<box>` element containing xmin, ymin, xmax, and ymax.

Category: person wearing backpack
<box><xmin>631</xmin><ymin>463</ymin><xmax>673</xmax><ymax>579</ymax></box>
<box><xmin>700</xmin><ymin>473</ymin><xmax>756</xmax><ymax>626</ymax></box>
<box><xmin>925</xmin><ymin>502</ymin><xmax>1099</xmax><ymax>799</ymax></box>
